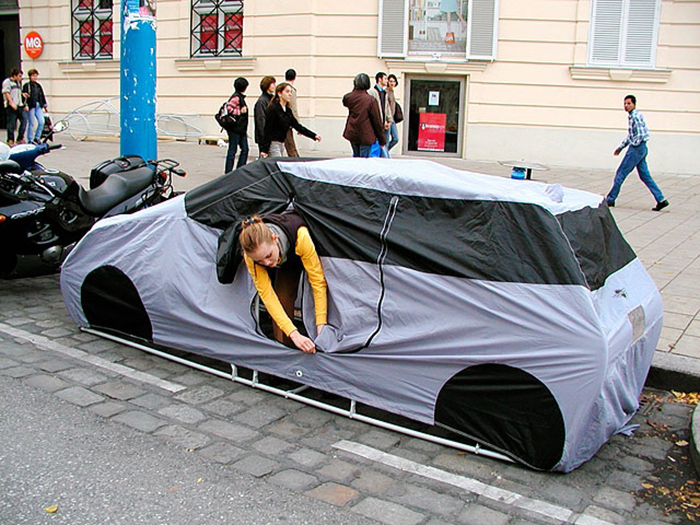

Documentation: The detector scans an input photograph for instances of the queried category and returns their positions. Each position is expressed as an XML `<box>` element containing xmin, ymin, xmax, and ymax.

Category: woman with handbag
<box><xmin>386</xmin><ymin>74</ymin><xmax>403</xmax><ymax>154</ymax></box>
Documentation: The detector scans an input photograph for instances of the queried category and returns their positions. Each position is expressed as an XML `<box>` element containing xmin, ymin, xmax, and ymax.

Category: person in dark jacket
<box><xmin>224</xmin><ymin>77</ymin><xmax>249</xmax><ymax>173</ymax></box>
<box><xmin>342</xmin><ymin>73</ymin><xmax>386</xmax><ymax>158</ymax></box>
<box><xmin>254</xmin><ymin>76</ymin><xmax>276</xmax><ymax>158</ymax></box>
<box><xmin>260</xmin><ymin>82</ymin><xmax>321</xmax><ymax>157</ymax></box>
<box><xmin>22</xmin><ymin>69</ymin><xmax>47</xmax><ymax>144</ymax></box>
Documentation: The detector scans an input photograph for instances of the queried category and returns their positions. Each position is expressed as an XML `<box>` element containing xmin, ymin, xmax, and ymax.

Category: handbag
<box><xmin>214</xmin><ymin>95</ymin><xmax>241</xmax><ymax>131</ymax></box>
<box><xmin>394</xmin><ymin>102</ymin><xmax>404</xmax><ymax>124</ymax></box>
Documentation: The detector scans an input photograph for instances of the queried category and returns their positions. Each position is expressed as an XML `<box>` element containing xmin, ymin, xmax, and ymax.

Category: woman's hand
<box><xmin>315</xmin><ymin>135</ymin><xmax>322</xmax><ymax>142</ymax></box>
<box><xmin>260</xmin><ymin>152</ymin><xmax>269</xmax><ymax>158</ymax></box>
<box><xmin>316</xmin><ymin>324</ymin><xmax>326</xmax><ymax>336</ymax></box>
<box><xmin>289</xmin><ymin>330</ymin><xmax>316</xmax><ymax>354</ymax></box>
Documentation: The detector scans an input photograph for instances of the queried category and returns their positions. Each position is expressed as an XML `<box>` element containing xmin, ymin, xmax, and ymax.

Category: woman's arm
<box><xmin>295</xmin><ymin>227</ymin><xmax>327</xmax><ymax>328</ymax></box>
<box><xmin>289</xmin><ymin>112</ymin><xmax>318</xmax><ymax>141</ymax></box>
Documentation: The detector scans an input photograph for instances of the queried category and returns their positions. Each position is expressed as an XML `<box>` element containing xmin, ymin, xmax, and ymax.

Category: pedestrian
<box><xmin>386</xmin><ymin>74</ymin><xmax>401</xmax><ymax>153</ymax></box>
<box><xmin>2</xmin><ymin>67</ymin><xmax>27</xmax><ymax>145</ymax></box>
<box><xmin>342</xmin><ymin>73</ymin><xmax>386</xmax><ymax>158</ymax></box>
<box><xmin>368</xmin><ymin>72</ymin><xmax>392</xmax><ymax>157</ymax></box>
<box><xmin>254</xmin><ymin>76</ymin><xmax>276</xmax><ymax>158</ymax></box>
<box><xmin>239</xmin><ymin>212</ymin><xmax>327</xmax><ymax>353</ymax></box>
<box><xmin>22</xmin><ymin>69</ymin><xmax>48</xmax><ymax>145</ymax></box>
<box><xmin>283</xmin><ymin>68</ymin><xmax>299</xmax><ymax>157</ymax></box>
<box><xmin>260</xmin><ymin>82</ymin><xmax>321</xmax><ymax>158</ymax></box>
<box><xmin>605</xmin><ymin>95</ymin><xmax>669</xmax><ymax>212</ymax></box>
<box><xmin>223</xmin><ymin>77</ymin><xmax>250</xmax><ymax>173</ymax></box>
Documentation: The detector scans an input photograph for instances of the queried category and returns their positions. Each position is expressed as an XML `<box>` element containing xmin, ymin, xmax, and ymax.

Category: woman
<box><xmin>342</xmin><ymin>73</ymin><xmax>386</xmax><ymax>158</ymax></box>
<box><xmin>260</xmin><ymin>82</ymin><xmax>321</xmax><ymax>157</ymax></box>
<box><xmin>240</xmin><ymin>212</ymin><xmax>327</xmax><ymax>353</ymax></box>
<box><xmin>22</xmin><ymin>69</ymin><xmax>47</xmax><ymax>144</ymax></box>
<box><xmin>224</xmin><ymin>77</ymin><xmax>249</xmax><ymax>173</ymax></box>
<box><xmin>386</xmin><ymin>74</ymin><xmax>400</xmax><ymax>153</ymax></box>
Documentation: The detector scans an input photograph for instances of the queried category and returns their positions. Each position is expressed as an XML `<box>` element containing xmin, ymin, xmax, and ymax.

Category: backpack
<box><xmin>215</xmin><ymin>95</ymin><xmax>241</xmax><ymax>131</ymax></box>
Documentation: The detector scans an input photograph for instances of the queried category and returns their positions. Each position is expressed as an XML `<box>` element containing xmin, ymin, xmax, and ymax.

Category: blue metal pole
<box><xmin>120</xmin><ymin>0</ymin><xmax>157</xmax><ymax>161</ymax></box>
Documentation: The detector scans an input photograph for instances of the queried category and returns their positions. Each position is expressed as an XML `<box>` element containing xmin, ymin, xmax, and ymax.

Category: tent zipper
<box><xmin>361</xmin><ymin>195</ymin><xmax>399</xmax><ymax>349</ymax></box>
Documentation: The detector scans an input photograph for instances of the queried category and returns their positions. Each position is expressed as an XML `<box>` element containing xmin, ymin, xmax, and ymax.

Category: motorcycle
<box><xmin>0</xmin><ymin>140</ymin><xmax>186</xmax><ymax>278</ymax></box>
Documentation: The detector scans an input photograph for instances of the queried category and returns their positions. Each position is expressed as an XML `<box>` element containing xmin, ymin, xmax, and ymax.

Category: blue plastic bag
<box><xmin>369</xmin><ymin>141</ymin><xmax>381</xmax><ymax>158</ymax></box>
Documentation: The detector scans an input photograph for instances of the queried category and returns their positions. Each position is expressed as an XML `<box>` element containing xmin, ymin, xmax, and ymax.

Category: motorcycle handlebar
<box><xmin>48</xmin><ymin>143</ymin><xmax>63</xmax><ymax>151</ymax></box>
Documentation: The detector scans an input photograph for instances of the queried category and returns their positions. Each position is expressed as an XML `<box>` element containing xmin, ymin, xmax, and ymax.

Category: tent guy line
<box><xmin>0</xmin><ymin>323</ymin><xmax>186</xmax><ymax>394</ymax></box>
<box><xmin>332</xmin><ymin>440</ymin><xmax>614</xmax><ymax>525</ymax></box>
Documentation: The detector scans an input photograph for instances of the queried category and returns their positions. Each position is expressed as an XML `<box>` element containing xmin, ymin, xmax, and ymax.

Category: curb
<box><xmin>647</xmin><ymin>351</ymin><xmax>700</xmax><ymax>393</ymax></box>
<box><xmin>648</xmin><ymin>351</ymin><xmax>700</xmax><ymax>477</ymax></box>
<box><xmin>692</xmin><ymin>404</ymin><xmax>700</xmax><ymax>477</ymax></box>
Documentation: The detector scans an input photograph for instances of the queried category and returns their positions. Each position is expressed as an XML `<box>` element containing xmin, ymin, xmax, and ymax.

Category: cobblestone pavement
<box><xmin>1</xmin><ymin>274</ymin><xmax>697</xmax><ymax>524</ymax></box>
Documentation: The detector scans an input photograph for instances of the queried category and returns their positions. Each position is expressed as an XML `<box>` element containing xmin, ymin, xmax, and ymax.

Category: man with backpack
<box><xmin>218</xmin><ymin>77</ymin><xmax>249</xmax><ymax>173</ymax></box>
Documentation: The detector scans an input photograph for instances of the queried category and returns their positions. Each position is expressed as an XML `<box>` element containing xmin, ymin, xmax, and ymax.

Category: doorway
<box><xmin>405</xmin><ymin>76</ymin><xmax>466</xmax><ymax>156</ymax></box>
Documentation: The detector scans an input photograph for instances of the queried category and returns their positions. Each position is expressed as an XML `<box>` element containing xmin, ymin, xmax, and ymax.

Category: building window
<box><xmin>191</xmin><ymin>0</ymin><xmax>244</xmax><ymax>57</ymax></box>
<box><xmin>379</xmin><ymin>0</ymin><xmax>499</xmax><ymax>60</ymax></box>
<box><xmin>588</xmin><ymin>0</ymin><xmax>661</xmax><ymax>68</ymax></box>
<box><xmin>72</xmin><ymin>0</ymin><xmax>113</xmax><ymax>60</ymax></box>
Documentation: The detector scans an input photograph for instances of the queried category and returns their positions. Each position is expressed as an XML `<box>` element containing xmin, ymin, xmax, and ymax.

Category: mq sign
<box><xmin>24</xmin><ymin>31</ymin><xmax>44</xmax><ymax>58</ymax></box>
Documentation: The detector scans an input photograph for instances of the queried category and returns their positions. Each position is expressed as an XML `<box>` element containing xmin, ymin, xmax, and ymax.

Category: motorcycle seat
<box><xmin>78</xmin><ymin>166</ymin><xmax>154</xmax><ymax>216</ymax></box>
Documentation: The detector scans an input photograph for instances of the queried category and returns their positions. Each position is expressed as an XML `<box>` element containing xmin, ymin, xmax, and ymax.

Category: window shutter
<box><xmin>623</xmin><ymin>0</ymin><xmax>659</xmax><ymax>66</ymax></box>
<box><xmin>589</xmin><ymin>0</ymin><xmax>659</xmax><ymax>68</ymax></box>
<box><xmin>590</xmin><ymin>0</ymin><xmax>623</xmax><ymax>64</ymax></box>
<box><xmin>467</xmin><ymin>0</ymin><xmax>499</xmax><ymax>60</ymax></box>
<box><xmin>378</xmin><ymin>0</ymin><xmax>407</xmax><ymax>58</ymax></box>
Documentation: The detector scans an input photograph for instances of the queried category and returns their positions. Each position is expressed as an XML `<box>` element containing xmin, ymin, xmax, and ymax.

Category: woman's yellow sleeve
<box><xmin>244</xmin><ymin>254</ymin><xmax>296</xmax><ymax>336</ymax></box>
<box><xmin>296</xmin><ymin>227</ymin><xmax>328</xmax><ymax>327</ymax></box>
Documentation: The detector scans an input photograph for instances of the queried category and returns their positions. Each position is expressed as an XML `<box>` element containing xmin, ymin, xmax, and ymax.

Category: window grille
<box><xmin>191</xmin><ymin>0</ymin><xmax>244</xmax><ymax>57</ymax></box>
<box><xmin>72</xmin><ymin>0</ymin><xmax>113</xmax><ymax>60</ymax></box>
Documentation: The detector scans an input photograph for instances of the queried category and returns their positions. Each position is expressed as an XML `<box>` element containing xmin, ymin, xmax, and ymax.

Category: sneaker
<box><xmin>6</xmin><ymin>140</ymin><xmax>14</xmax><ymax>147</ymax></box>
<box><xmin>652</xmin><ymin>199</ymin><xmax>669</xmax><ymax>212</ymax></box>
<box><xmin>606</xmin><ymin>200</ymin><xmax>615</xmax><ymax>208</ymax></box>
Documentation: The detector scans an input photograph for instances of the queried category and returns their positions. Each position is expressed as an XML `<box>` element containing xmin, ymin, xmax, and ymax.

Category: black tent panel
<box><xmin>557</xmin><ymin>203</ymin><xmax>636</xmax><ymax>291</ymax></box>
<box><xmin>435</xmin><ymin>363</ymin><xmax>566</xmax><ymax>471</ymax></box>
<box><xmin>81</xmin><ymin>265</ymin><xmax>153</xmax><ymax>341</ymax></box>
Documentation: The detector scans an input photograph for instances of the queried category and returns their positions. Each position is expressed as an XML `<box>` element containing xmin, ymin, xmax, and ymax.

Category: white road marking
<box><xmin>0</xmin><ymin>323</ymin><xmax>186</xmax><ymax>393</ymax></box>
<box><xmin>332</xmin><ymin>440</ymin><xmax>614</xmax><ymax>525</ymax></box>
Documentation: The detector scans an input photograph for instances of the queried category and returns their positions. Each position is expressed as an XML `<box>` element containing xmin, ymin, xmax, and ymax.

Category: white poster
<box><xmin>429</xmin><ymin>91</ymin><xmax>440</xmax><ymax>106</ymax></box>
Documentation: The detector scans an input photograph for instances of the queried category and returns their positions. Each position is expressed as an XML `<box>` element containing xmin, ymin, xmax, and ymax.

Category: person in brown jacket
<box><xmin>342</xmin><ymin>73</ymin><xmax>386</xmax><ymax>158</ymax></box>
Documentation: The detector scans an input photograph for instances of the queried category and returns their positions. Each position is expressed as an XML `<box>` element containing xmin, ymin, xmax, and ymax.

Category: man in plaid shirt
<box><xmin>605</xmin><ymin>95</ymin><xmax>669</xmax><ymax>211</ymax></box>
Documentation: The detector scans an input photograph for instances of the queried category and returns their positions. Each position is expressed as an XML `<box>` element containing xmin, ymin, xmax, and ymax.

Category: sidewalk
<box><xmin>43</xmin><ymin>136</ymin><xmax>700</xmax><ymax>391</ymax></box>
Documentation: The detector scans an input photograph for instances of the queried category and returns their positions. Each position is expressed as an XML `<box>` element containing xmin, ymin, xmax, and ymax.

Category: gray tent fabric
<box><xmin>60</xmin><ymin>158</ymin><xmax>661</xmax><ymax>472</ymax></box>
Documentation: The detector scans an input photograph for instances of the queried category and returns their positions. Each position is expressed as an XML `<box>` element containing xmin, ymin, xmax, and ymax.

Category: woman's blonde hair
<box><xmin>239</xmin><ymin>216</ymin><xmax>273</xmax><ymax>254</ymax></box>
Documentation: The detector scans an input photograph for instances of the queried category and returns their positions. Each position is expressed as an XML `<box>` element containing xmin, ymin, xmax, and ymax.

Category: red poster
<box><xmin>417</xmin><ymin>113</ymin><xmax>446</xmax><ymax>152</ymax></box>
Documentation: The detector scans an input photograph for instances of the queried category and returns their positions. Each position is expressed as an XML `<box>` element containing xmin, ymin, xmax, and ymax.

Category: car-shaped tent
<box><xmin>60</xmin><ymin>158</ymin><xmax>662</xmax><ymax>472</ymax></box>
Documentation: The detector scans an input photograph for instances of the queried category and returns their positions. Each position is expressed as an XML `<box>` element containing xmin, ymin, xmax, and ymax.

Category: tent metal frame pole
<box><xmin>82</xmin><ymin>327</ymin><xmax>513</xmax><ymax>464</ymax></box>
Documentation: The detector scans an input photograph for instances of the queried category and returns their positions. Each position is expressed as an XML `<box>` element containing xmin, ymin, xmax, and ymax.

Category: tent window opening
<box><xmin>191</xmin><ymin>0</ymin><xmax>244</xmax><ymax>58</ymax></box>
<box><xmin>71</xmin><ymin>0</ymin><xmax>113</xmax><ymax>60</ymax></box>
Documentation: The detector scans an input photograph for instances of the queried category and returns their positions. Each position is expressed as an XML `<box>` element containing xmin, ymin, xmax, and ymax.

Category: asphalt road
<box><xmin>0</xmin><ymin>374</ymin><xmax>374</xmax><ymax>525</ymax></box>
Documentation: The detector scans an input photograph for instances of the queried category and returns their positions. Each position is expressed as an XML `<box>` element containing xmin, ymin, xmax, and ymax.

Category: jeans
<box><xmin>27</xmin><ymin>104</ymin><xmax>45</xmax><ymax>143</ymax></box>
<box><xmin>351</xmin><ymin>143</ymin><xmax>372</xmax><ymax>158</ymax></box>
<box><xmin>386</xmin><ymin>122</ymin><xmax>399</xmax><ymax>152</ymax></box>
<box><xmin>225</xmin><ymin>131</ymin><xmax>249</xmax><ymax>173</ymax></box>
<box><xmin>5</xmin><ymin>106</ymin><xmax>27</xmax><ymax>142</ymax></box>
<box><xmin>606</xmin><ymin>142</ymin><xmax>664</xmax><ymax>203</ymax></box>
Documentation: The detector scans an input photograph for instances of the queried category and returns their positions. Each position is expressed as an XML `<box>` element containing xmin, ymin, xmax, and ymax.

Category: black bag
<box><xmin>215</xmin><ymin>96</ymin><xmax>240</xmax><ymax>131</ymax></box>
<box><xmin>394</xmin><ymin>102</ymin><xmax>404</xmax><ymax>124</ymax></box>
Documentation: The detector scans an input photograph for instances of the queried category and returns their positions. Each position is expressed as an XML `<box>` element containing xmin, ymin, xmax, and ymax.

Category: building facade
<box><xmin>8</xmin><ymin>0</ymin><xmax>700</xmax><ymax>173</ymax></box>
